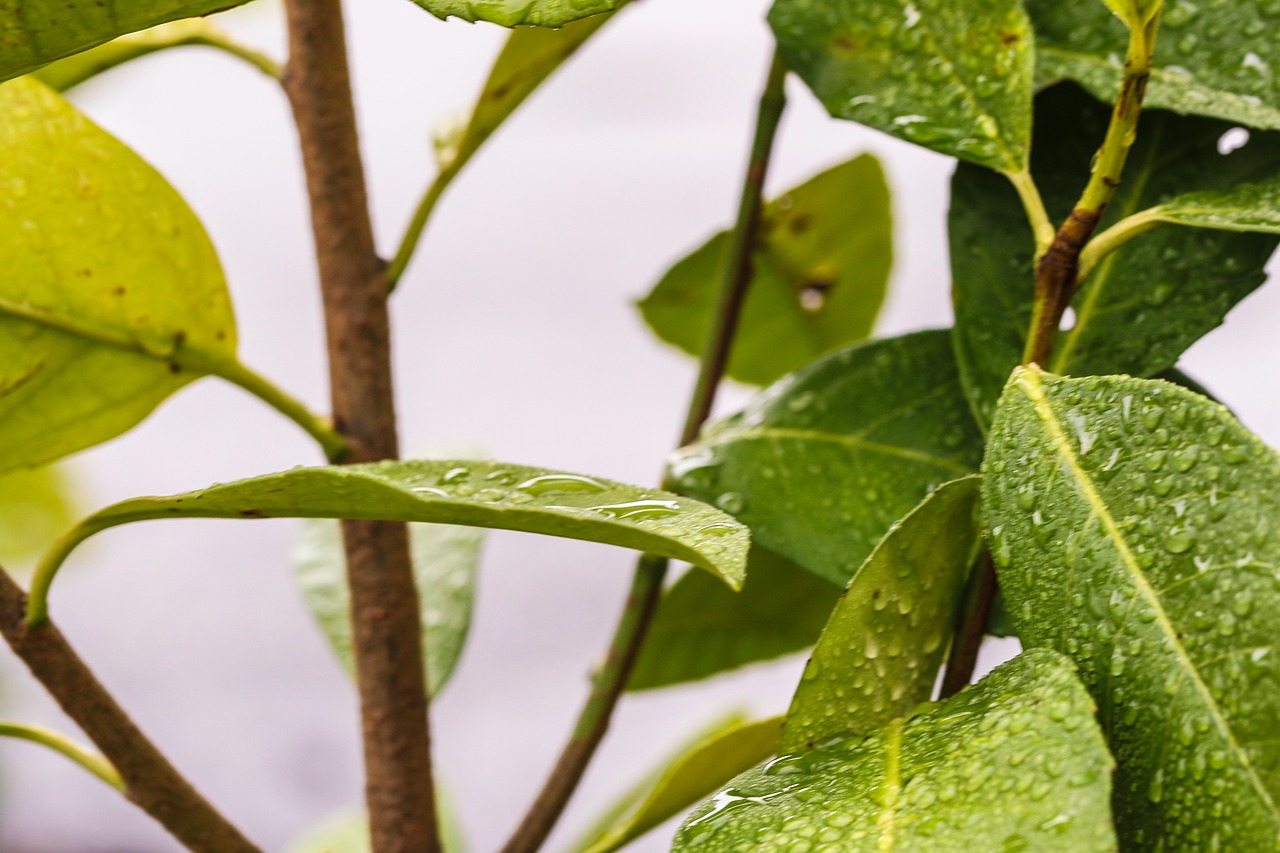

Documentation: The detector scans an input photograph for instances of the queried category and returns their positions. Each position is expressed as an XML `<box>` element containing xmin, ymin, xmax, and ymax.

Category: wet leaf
<box><xmin>983</xmin><ymin>367</ymin><xmax>1280</xmax><ymax>849</ymax></box>
<box><xmin>780</xmin><ymin>478</ymin><xmax>980</xmax><ymax>753</ymax></box>
<box><xmin>0</xmin><ymin>465</ymin><xmax>76</xmax><ymax>566</ymax></box>
<box><xmin>628</xmin><ymin>547</ymin><xmax>841</xmax><ymax>691</ymax></box>
<box><xmin>668</xmin><ymin>330</ymin><xmax>983</xmax><ymax>586</ymax></box>
<box><xmin>0</xmin><ymin>78</ymin><xmax>239</xmax><ymax>475</ymax></box>
<box><xmin>404</xmin><ymin>0</ymin><xmax>619</xmax><ymax>27</ymax></box>
<box><xmin>673</xmin><ymin>651</ymin><xmax>1116</xmax><ymax>853</ymax></box>
<box><xmin>49</xmin><ymin>460</ymin><xmax>747</xmax><ymax>590</ymax></box>
<box><xmin>950</xmin><ymin>84</ymin><xmax>1280</xmax><ymax>427</ymax></box>
<box><xmin>0</xmin><ymin>0</ymin><xmax>249</xmax><ymax>82</ymax></box>
<box><xmin>578</xmin><ymin>716</ymin><xmax>782</xmax><ymax>853</ymax></box>
<box><xmin>769</xmin><ymin>0</ymin><xmax>1034</xmax><ymax>171</ymax></box>
<box><xmin>1144</xmin><ymin>172</ymin><xmax>1280</xmax><ymax>233</ymax></box>
<box><xmin>294</xmin><ymin>519</ymin><xmax>482</xmax><ymax>696</ymax></box>
<box><xmin>1030</xmin><ymin>0</ymin><xmax>1280</xmax><ymax>130</ymax></box>
<box><xmin>638</xmin><ymin>154</ymin><xmax>892</xmax><ymax>387</ymax></box>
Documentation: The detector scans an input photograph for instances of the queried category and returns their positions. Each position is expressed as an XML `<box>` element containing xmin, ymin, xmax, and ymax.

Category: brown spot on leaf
<box><xmin>999</xmin><ymin>28</ymin><xmax>1021</xmax><ymax>46</ymax></box>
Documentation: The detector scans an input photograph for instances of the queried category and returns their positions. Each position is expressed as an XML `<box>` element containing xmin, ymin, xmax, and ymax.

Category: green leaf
<box><xmin>628</xmin><ymin>547</ymin><xmax>841</xmax><ymax>691</ymax></box>
<box><xmin>780</xmin><ymin>478</ymin><xmax>980</xmax><ymax>753</ymax></box>
<box><xmin>983</xmin><ymin>367</ymin><xmax>1280</xmax><ymax>849</ymax></box>
<box><xmin>286</xmin><ymin>795</ymin><xmax>466</xmax><ymax>853</ymax></box>
<box><xmin>1145</xmin><ymin>172</ymin><xmax>1280</xmax><ymax>233</ymax></box>
<box><xmin>1030</xmin><ymin>0</ymin><xmax>1280</xmax><ymax>130</ymax></box>
<box><xmin>294</xmin><ymin>519</ymin><xmax>482</xmax><ymax>696</ymax></box>
<box><xmin>674</xmin><ymin>651</ymin><xmax>1116</xmax><ymax>853</ymax></box>
<box><xmin>37</xmin><ymin>460</ymin><xmax>748</xmax><ymax>617</ymax></box>
<box><xmin>0</xmin><ymin>465</ymin><xmax>76</xmax><ymax>566</ymax></box>
<box><xmin>0</xmin><ymin>0</ymin><xmax>250</xmax><ymax>82</ymax></box>
<box><xmin>950</xmin><ymin>83</ymin><xmax>1280</xmax><ymax>427</ymax></box>
<box><xmin>0</xmin><ymin>77</ymin><xmax>241</xmax><ymax>475</ymax></box>
<box><xmin>768</xmin><ymin>0</ymin><xmax>1034</xmax><ymax>171</ymax></box>
<box><xmin>579</xmin><ymin>716</ymin><xmax>782</xmax><ymax>853</ymax></box>
<box><xmin>1098</xmin><ymin>0</ymin><xmax>1163</xmax><ymax>27</ymax></box>
<box><xmin>668</xmin><ymin>330</ymin><xmax>983</xmax><ymax>586</ymax></box>
<box><xmin>403</xmin><ymin>0</ymin><xmax>619</xmax><ymax>27</ymax></box>
<box><xmin>638</xmin><ymin>154</ymin><xmax>892</xmax><ymax>387</ymax></box>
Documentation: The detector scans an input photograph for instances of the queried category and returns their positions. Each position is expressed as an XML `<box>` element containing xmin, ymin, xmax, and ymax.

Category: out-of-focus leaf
<box><xmin>0</xmin><ymin>465</ymin><xmax>76</xmax><ymax>566</ymax></box>
<box><xmin>294</xmin><ymin>518</ymin><xmax>482</xmax><ymax>696</ymax></box>
<box><xmin>638</xmin><ymin>154</ymin><xmax>892</xmax><ymax>387</ymax></box>
<box><xmin>628</xmin><ymin>547</ymin><xmax>841</xmax><ymax>691</ymax></box>
<box><xmin>1030</xmin><ymin>0</ymin><xmax>1280</xmax><ymax>130</ymax></box>
<box><xmin>668</xmin><ymin>331</ymin><xmax>983</xmax><ymax>586</ymax></box>
<box><xmin>0</xmin><ymin>77</ymin><xmax>239</xmax><ymax>475</ymax></box>
<box><xmin>950</xmin><ymin>83</ymin><xmax>1280</xmax><ymax>428</ymax></box>
<box><xmin>780</xmin><ymin>478</ymin><xmax>980</xmax><ymax>753</ymax></box>
<box><xmin>769</xmin><ymin>0</ymin><xmax>1034</xmax><ymax>171</ymax></box>
<box><xmin>403</xmin><ymin>0</ymin><xmax>619</xmax><ymax>27</ymax></box>
<box><xmin>984</xmin><ymin>367</ymin><xmax>1280</xmax><ymax>849</ymax></box>
<box><xmin>673</xmin><ymin>651</ymin><xmax>1116</xmax><ymax>852</ymax></box>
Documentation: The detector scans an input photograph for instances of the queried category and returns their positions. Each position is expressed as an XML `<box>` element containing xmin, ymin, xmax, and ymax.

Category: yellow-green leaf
<box><xmin>404</xmin><ymin>0</ymin><xmax>618</xmax><ymax>27</ymax></box>
<box><xmin>0</xmin><ymin>464</ymin><xmax>76</xmax><ymax>566</ymax></box>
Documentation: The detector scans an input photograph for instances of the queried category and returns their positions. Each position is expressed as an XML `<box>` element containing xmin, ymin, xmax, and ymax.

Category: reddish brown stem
<box><xmin>939</xmin><ymin>553</ymin><xmax>999</xmax><ymax>699</ymax></box>
<box><xmin>281</xmin><ymin>2</ymin><xmax>440</xmax><ymax>851</ymax></box>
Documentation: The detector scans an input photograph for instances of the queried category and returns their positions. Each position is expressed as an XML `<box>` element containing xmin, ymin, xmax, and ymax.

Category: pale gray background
<box><xmin>1</xmin><ymin>0</ymin><xmax>1277</xmax><ymax>850</ymax></box>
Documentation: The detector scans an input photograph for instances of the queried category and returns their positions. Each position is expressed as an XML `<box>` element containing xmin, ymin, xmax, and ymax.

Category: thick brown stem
<box><xmin>1024</xmin><ymin>208</ymin><xmax>1102</xmax><ymax>366</ymax></box>
<box><xmin>0</xmin><ymin>571</ymin><xmax>261</xmax><ymax>853</ymax></box>
<box><xmin>282</xmin><ymin>2</ymin><xmax>440</xmax><ymax>852</ymax></box>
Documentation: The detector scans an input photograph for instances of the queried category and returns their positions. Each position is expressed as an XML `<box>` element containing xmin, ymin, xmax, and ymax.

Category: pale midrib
<box><xmin>711</xmin><ymin>426</ymin><xmax>972</xmax><ymax>475</ymax></box>
<box><xmin>1017</xmin><ymin>371</ymin><xmax>1280</xmax><ymax>826</ymax></box>
<box><xmin>877</xmin><ymin>718</ymin><xmax>904</xmax><ymax>853</ymax></box>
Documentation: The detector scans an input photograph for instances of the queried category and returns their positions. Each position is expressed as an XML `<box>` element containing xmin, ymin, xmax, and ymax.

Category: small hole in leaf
<box><xmin>799</xmin><ymin>278</ymin><xmax>833</xmax><ymax>312</ymax></box>
<box><xmin>1218</xmin><ymin>128</ymin><xmax>1250</xmax><ymax>155</ymax></box>
<box><xmin>1060</xmin><ymin>307</ymin><xmax>1077</xmax><ymax>332</ymax></box>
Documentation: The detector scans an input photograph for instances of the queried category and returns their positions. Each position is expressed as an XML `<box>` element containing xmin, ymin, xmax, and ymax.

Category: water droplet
<box><xmin>514</xmin><ymin>474</ymin><xmax>607</xmax><ymax>496</ymax></box>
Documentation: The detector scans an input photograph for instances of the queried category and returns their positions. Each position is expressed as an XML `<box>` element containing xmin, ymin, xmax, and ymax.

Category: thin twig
<box><xmin>500</xmin><ymin>50</ymin><xmax>789</xmax><ymax>853</ymax></box>
<box><xmin>0</xmin><ymin>720</ymin><xmax>124</xmax><ymax>790</ymax></box>
<box><xmin>0</xmin><ymin>570</ymin><xmax>262</xmax><ymax>853</ymax></box>
<box><xmin>281</xmin><ymin>1</ymin><xmax>441</xmax><ymax>852</ymax></box>
<box><xmin>939</xmin><ymin>552</ymin><xmax>998</xmax><ymax>699</ymax></box>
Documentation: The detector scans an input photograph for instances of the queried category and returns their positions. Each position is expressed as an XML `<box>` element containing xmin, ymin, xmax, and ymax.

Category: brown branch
<box><xmin>939</xmin><ymin>552</ymin><xmax>999</xmax><ymax>698</ymax></box>
<box><xmin>281</xmin><ymin>2</ymin><xmax>440</xmax><ymax>852</ymax></box>
<box><xmin>0</xmin><ymin>570</ymin><xmax>261</xmax><ymax>853</ymax></box>
<box><xmin>1023</xmin><ymin>208</ymin><xmax>1102</xmax><ymax>366</ymax></box>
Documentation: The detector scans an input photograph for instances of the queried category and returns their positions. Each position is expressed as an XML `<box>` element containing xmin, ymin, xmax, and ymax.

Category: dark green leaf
<box><xmin>0</xmin><ymin>0</ymin><xmax>249</xmax><ymax>82</ymax></box>
<box><xmin>1030</xmin><ymin>0</ymin><xmax>1280</xmax><ymax>130</ymax></box>
<box><xmin>780</xmin><ymin>478</ymin><xmax>980</xmax><ymax>753</ymax></box>
<box><xmin>0</xmin><ymin>78</ymin><xmax>241</xmax><ymax>475</ymax></box>
<box><xmin>674</xmin><ymin>651</ymin><xmax>1116</xmax><ymax>852</ymax></box>
<box><xmin>404</xmin><ymin>0</ymin><xmax>619</xmax><ymax>27</ymax></box>
<box><xmin>950</xmin><ymin>83</ymin><xmax>1280</xmax><ymax>427</ymax></box>
<box><xmin>668</xmin><ymin>331</ymin><xmax>983</xmax><ymax>586</ymax></box>
<box><xmin>638</xmin><ymin>154</ymin><xmax>892</xmax><ymax>387</ymax></box>
<box><xmin>629</xmin><ymin>547</ymin><xmax>841</xmax><ymax>691</ymax></box>
<box><xmin>0</xmin><ymin>465</ymin><xmax>76</xmax><ymax>566</ymax></box>
<box><xmin>983</xmin><ymin>367</ymin><xmax>1280</xmax><ymax>849</ymax></box>
<box><xmin>579</xmin><ymin>716</ymin><xmax>782</xmax><ymax>853</ymax></box>
<box><xmin>294</xmin><ymin>519</ymin><xmax>482</xmax><ymax>696</ymax></box>
<box><xmin>769</xmin><ymin>0</ymin><xmax>1034</xmax><ymax>171</ymax></box>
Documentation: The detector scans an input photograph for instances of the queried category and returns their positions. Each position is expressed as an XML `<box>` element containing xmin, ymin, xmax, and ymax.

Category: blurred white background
<box><xmin>0</xmin><ymin>0</ymin><xmax>1277</xmax><ymax>850</ymax></box>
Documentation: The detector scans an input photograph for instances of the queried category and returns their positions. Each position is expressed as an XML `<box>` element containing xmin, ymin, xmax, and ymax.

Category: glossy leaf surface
<box><xmin>639</xmin><ymin>154</ymin><xmax>892</xmax><ymax>387</ymax></box>
<box><xmin>951</xmin><ymin>84</ymin><xmax>1280</xmax><ymax>427</ymax></box>
<box><xmin>629</xmin><ymin>548</ymin><xmax>840</xmax><ymax>691</ymax></box>
<box><xmin>780</xmin><ymin>478</ymin><xmax>979</xmax><ymax>753</ymax></box>
<box><xmin>404</xmin><ymin>0</ymin><xmax>619</xmax><ymax>27</ymax></box>
<box><xmin>668</xmin><ymin>331</ymin><xmax>983</xmax><ymax>586</ymax></box>
<box><xmin>769</xmin><ymin>0</ymin><xmax>1034</xmax><ymax>171</ymax></box>
<box><xmin>1030</xmin><ymin>0</ymin><xmax>1280</xmax><ymax>130</ymax></box>
<box><xmin>0</xmin><ymin>78</ymin><xmax>237</xmax><ymax>475</ymax></box>
<box><xmin>673</xmin><ymin>651</ymin><xmax>1116</xmax><ymax>852</ymax></box>
<box><xmin>59</xmin><ymin>460</ymin><xmax>747</xmax><ymax>588</ymax></box>
<box><xmin>0</xmin><ymin>465</ymin><xmax>76</xmax><ymax>566</ymax></box>
<box><xmin>984</xmin><ymin>368</ymin><xmax>1280</xmax><ymax>849</ymax></box>
<box><xmin>1148</xmin><ymin>173</ymin><xmax>1280</xmax><ymax>234</ymax></box>
<box><xmin>0</xmin><ymin>0</ymin><xmax>248</xmax><ymax>81</ymax></box>
<box><xmin>295</xmin><ymin>519</ymin><xmax>482</xmax><ymax>696</ymax></box>
<box><xmin>580</xmin><ymin>717</ymin><xmax>782</xmax><ymax>853</ymax></box>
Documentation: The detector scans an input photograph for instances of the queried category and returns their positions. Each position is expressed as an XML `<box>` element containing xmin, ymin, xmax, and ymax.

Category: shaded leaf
<box><xmin>769</xmin><ymin>0</ymin><xmax>1034</xmax><ymax>171</ymax></box>
<box><xmin>404</xmin><ymin>0</ymin><xmax>619</xmax><ymax>27</ymax></box>
<box><xmin>48</xmin><ymin>460</ymin><xmax>747</xmax><ymax>590</ymax></box>
<box><xmin>638</xmin><ymin>154</ymin><xmax>892</xmax><ymax>387</ymax></box>
<box><xmin>780</xmin><ymin>478</ymin><xmax>980</xmax><ymax>753</ymax></box>
<box><xmin>1030</xmin><ymin>0</ymin><xmax>1280</xmax><ymax>130</ymax></box>
<box><xmin>579</xmin><ymin>716</ymin><xmax>782</xmax><ymax>853</ymax></box>
<box><xmin>0</xmin><ymin>465</ymin><xmax>76</xmax><ymax>566</ymax></box>
<box><xmin>983</xmin><ymin>367</ymin><xmax>1280</xmax><ymax>849</ymax></box>
<box><xmin>1146</xmin><ymin>172</ymin><xmax>1280</xmax><ymax>233</ymax></box>
<box><xmin>286</xmin><ymin>794</ymin><xmax>466</xmax><ymax>853</ymax></box>
<box><xmin>294</xmin><ymin>519</ymin><xmax>482</xmax><ymax>696</ymax></box>
<box><xmin>0</xmin><ymin>78</ymin><xmax>239</xmax><ymax>475</ymax></box>
<box><xmin>950</xmin><ymin>84</ymin><xmax>1280</xmax><ymax>428</ymax></box>
<box><xmin>0</xmin><ymin>0</ymin><xmax>249</xmax><ymax>82</ymax></box>
<box><xmin>668</xmin><ymin>330</ymin><xmax>983</xmax><ymax>586</ymax></box>
<box><xmin>674</xmin><ymin>651</ymin><xmax>1116</xmax><ymax>852</ymax></box>
<box><xmin>629</xmin><ymin>547</ymin><xmax>841</xmax><ymax>691</ymax></box>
